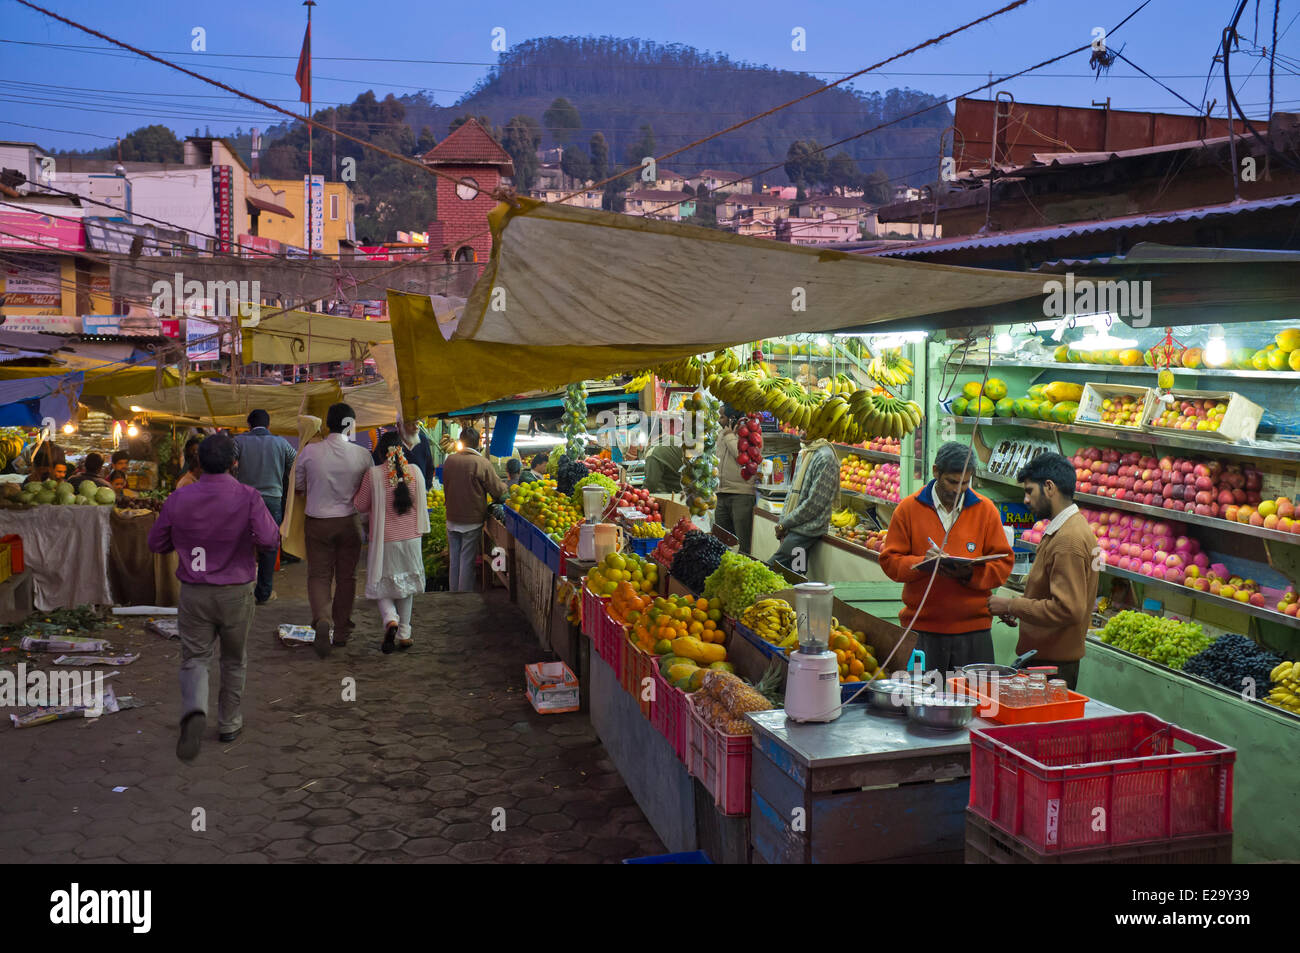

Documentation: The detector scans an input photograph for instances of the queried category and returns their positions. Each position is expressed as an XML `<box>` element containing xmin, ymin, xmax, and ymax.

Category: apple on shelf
<box><xmin>1098</xmin><ymin>394</ymin><xmax>1143</xmax><ymax>427</ymax></box>
<box><xmin>1152</xmin><ymin>398</ymin><xmax>1228</xmax><ymax>432</ymax></box>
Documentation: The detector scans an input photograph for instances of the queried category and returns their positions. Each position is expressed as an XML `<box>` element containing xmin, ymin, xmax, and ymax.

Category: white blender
<box><xmin>785</xmin><ymin>582</ymin><xmax>842</xmax><ymax>723</ymax></box>
<box><xmin>577</xmin><ymin>484</ymin><xmax>607</xmax><ymax>561</ymax></box>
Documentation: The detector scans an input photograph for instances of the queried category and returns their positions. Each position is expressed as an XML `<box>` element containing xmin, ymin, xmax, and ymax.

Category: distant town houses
<box><xmin>623</xmin><ymin>189</ymin><xmax>696</xmax><ymax>221</ymax></box>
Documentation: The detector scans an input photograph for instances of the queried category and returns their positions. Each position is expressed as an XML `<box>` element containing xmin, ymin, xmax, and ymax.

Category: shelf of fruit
<box><xmin>1018</xmin><ymin>532</ymin><xmax>1300</xmax><ymax>630</ymax></box>
<box><xmin>832</xmin><ymin>436</ymin><xmax>902</xmax><ymax>463</ymax></box>
<box><xmin>829</xmin><ymin>524</ymin><xmax>884</xmax><ymax>561</ymax></box>
<box><xmin>1085</xmin><ymin>612</ymin><xmax>1300</xmax><ymax>720</ymax></box>
<box><xmin>1070</xmin><ymin>447</ymin><xmax>1300</xmax><ymax>545</ymax></box>
<box><xmin>941</xmin><ymin>414</ymin><xmax>1300</xmax><ymax>462</ymax></box>
<box><xmin>838</xmin><ymin>459</ymin><xmax>901</xmax><ymax>504</ymax></box>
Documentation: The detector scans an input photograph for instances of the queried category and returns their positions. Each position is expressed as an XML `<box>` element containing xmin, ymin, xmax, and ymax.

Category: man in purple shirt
<box><xmin>148</xmin><ymin>434</ymin><xmax>280</xmax><ymax>762</ymax></box>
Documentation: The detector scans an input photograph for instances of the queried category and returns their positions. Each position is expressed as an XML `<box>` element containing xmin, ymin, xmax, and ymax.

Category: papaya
<box><xmin>1042</xmin><ymin>381</ymin><xmax>1084</xmax><ymax>403</ymax></box>
<box><xmin>708</xmin><ymin>661</ymin><xmax>735</xmax><ymax>672</ymax></box>
<box><xmin>667</xmin><ymin>662</ymin><xmax>700</xmax><ymax>683</ymax></box>
<box><xmin>671</xmin><ymin>636</ymin><xmax>726</xmax><ymax>664</ymax></box>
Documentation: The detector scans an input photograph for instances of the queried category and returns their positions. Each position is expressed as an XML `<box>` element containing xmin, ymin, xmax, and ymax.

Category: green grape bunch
<box><xmin>703</xmin><ymin>551</ymin><xmax>786</xmax><ymax>616</ymax></box>
<box><xmin>1099</xmin><ymin>610</ymin><xmax>1213</xmax><ymax>670</ymax></box>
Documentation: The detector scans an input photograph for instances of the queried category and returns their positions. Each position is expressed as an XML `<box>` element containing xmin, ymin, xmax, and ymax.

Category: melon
<box><xmin>56</xmin><ymin>490</ymin><xmax>75</xmax><ymax>505</ymax></box>
<box><xmin>35</xmin><ymin>490</ymin><xmax>56</xmax><ymax>504</ymax></box>
<box><xmin>43</xmin><ymin>479</ymin><xmax>58</xmax><ymax>491</ymax></box>
<box><xmin>74</xmin><ymin>495</ymin><xmax>92</xmax><ymax>505</ymax></box>
<box><xmin>78</xmin><ymin>480</ymin><xmax>98</xmax><ymax>498</ymax></box>
<box><xmin>952</xmin><ymin>396</ymin><xmax>970</xmax><ymax>417</ymax></box>
<box><xmin>95</xmin><ymin>487</ymin><xmax>117</xmax><ymax>505</ymax></box>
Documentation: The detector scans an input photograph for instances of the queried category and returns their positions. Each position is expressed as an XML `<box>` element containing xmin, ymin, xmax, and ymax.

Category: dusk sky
<box><xmin>3</xmin><ymin>0</ymin><xmax>1297</xmax><ymax>152</ymax></box>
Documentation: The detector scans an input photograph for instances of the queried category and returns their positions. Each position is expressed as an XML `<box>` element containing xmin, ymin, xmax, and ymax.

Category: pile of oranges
<box><xmin>830</xmin><ymin>627</ymin><xmax>883</xmax><ymax>683</ymax></box>
<box><xmin>629</xmin><ymin>594</ymin><xmax>724</xmax><ymax>654</ymax></box>
<box><xmin>609</xmin><ymin>581</ymin><xmax>653</xmax><ymax>625</ymax></box>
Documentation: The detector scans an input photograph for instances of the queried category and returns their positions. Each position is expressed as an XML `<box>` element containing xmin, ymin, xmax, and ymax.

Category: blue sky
<box><xmin>2</xmin><ymin>0</ymin><xmax>1297</xmax><ymax>152</ymax></box>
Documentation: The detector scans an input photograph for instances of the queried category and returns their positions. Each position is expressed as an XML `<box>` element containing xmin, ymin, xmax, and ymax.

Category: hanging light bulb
<box><xmin>61</xmin><ymin>422</ymin><xmax>76</xmax><ymax>435</ymax></box>
<box><xmin>995</xmin><ymin>328</ymin><xmax>1014</xmax><ymax>352</ymax></box>
<box><xmin>1204</xmin><ymin>325</ymin><xmax>1227</xmax><ymax>367</ymax></box>
<box><xmin>126</xmin><ymin>423</ymin><xmax>140</xmax><ymax>438</ymax></box>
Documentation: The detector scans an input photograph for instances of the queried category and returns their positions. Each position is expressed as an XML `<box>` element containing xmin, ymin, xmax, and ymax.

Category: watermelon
<box><xmin>78</xmin><ymin>480</ymin><xmax>98</xmax><ymax>498</ymax></box>
<box><xmin>95</xmin><ymin>487</ymin><xmax>117</xmax><ymax>505</ymax></box>
<box><xmin>35</xmin><ymin>490</ymin><xmax>56</xmax><ymax>504</ymax></box>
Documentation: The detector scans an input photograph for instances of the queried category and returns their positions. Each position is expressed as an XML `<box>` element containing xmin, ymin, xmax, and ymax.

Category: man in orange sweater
<box><xmin>880</xmin><ymin>442</ymin><xmax>1014</xmax><ymax>672</ymax></box>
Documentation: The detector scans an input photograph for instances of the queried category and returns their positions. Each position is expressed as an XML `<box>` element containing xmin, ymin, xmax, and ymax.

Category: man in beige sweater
<box><xmin>442</xmin><ymin>427</ymin><xmax>508</xmax><ymax>592</ymax></box>
<box><xmin>988</xmin><ymin>452</ymin><xmax>1098</xmax><ymax>689</ymax></box>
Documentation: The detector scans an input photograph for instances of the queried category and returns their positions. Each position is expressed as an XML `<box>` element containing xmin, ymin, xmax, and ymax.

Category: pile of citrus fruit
<box><xmin>628</xmin><ymin>594</ymin><xmax>724</xmax><ymax>655</ymax></box>
<box><xmin>830</xmin><ymin>625</ymin><xmax>885</xmax><ymax>683</ymax></box>
<box><xmin>584</xmin><ymin>551</ymin><xmax>659</xmax><ymax>598</ymax></box>
<box><xmin>508</xmin><ymin>479</ymin><xmax>583</xmax><ymax>541</ymax></box>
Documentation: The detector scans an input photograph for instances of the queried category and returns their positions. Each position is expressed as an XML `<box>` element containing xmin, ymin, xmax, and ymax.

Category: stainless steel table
<box><xmin>747</xmin><ymin>700</ymin><xmax>1123</xmax><ymax>864</ymax></box>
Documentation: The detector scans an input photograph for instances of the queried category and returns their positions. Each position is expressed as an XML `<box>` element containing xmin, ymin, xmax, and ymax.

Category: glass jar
<box><xmin>1004</xmin><ymin>679</ymin><xmax>1029</xmax><ymax>708</ymax></box>
<box><xmin>1027</xmin><ymin>673</ymin><xmax>1049</xmax><ymax>705</ymax></box>
<box><xmin>1048</xmin><ymin>678</ymin><xmax>1069</xmax><ymax>703</ymax></box>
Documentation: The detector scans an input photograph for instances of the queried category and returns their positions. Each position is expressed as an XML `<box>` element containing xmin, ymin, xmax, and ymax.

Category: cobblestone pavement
<box><xmin>0</xmin><ymin>562</ymin><xmax>665</xmax><ymax>863</ymax></box>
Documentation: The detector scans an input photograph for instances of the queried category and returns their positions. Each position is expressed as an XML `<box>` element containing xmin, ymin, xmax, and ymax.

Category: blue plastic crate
<box><xmin>622</xmin><ymin>850</ymin><xmax>712</xmax><ymax>864</ymax></box>
<box><xmin>731</xmin><ymin>619</ymin><xmax>786</xmax><ymax>662</ymax></box>
<box><xmin>627</xmin><ymin>536</ymin><xmax>659</xmax><ymax>557</ymax></box>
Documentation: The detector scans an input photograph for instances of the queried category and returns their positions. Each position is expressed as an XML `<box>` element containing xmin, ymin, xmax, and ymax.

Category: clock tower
<box><xmin>422</xmin><ymin>119</ymin><xmax>515</xmax><ymax>271</ymax></box>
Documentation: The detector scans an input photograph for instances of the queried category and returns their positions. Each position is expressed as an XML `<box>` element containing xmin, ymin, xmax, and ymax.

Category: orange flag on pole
<box><xmin>294</xmin><ymin>23</ymin><xmax>311</xmax><ymax>104</ymax></box>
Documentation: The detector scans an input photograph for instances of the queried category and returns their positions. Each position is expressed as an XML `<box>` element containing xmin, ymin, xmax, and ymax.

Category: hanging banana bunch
<box><xmin>847</xmin><ymin>390</ymin><xmax>923</xmax><ymax>440</ymax></box>
<box><xmin>867</xmin><ymin>348</ymin><xmax>914</xmax><ymax>388</ymax></box>
<box><xmin>623</xmin><ymin>370</ymin><xmax>655</xmax><ymax>392</ymax></box>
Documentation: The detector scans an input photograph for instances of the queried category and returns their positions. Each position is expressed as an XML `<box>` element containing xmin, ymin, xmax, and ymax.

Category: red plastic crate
<box><xmin>581</xmin><ymin>585</ymin><xmax>608</xmax><ymax>640</ymax></box>
<box><xmin>664</xmin><ymin>683</ymin><xmax>688</xmax><ymax>764</ymax></box>
<box><xmin>687</xmin><ymin>695</ymin><xmax>752</xmax><ymax>816</ymax></box>
<box><xmin>628</xmin><ymin>644</ymin><xmax>656</xmax><ymax>721</ymax></box>
<box><xmin>970</xmin><ymin>712</ymin><xmax>1235</xmax><ymax>854</ymax></box>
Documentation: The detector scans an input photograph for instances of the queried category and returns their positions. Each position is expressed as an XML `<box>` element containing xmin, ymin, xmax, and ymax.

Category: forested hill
<box><xmin>402</xmin><ymin>36</ymin><xmax>952</xmax><ymax>188</ymax></box>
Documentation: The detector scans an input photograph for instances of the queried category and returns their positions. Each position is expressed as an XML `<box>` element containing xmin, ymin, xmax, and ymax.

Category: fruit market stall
<box><xmin>938</xmin><ymin>319</ymin><xmax>1300</xmax><ymax>862</ymax></box>
<box><xmin>0</xmin><ymin>500</ymin><xmax>112</xmax><ymax>611</ymax></box>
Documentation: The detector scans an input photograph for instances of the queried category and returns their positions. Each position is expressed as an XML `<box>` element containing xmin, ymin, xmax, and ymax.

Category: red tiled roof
<box><xmin>422</xmin><ymin>120</ymin><xmax>514</xmax><ymax>173</ymax></box>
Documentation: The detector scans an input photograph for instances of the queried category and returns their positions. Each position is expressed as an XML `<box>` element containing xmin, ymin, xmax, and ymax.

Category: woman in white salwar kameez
<box><xmin>353</xmin><ymin>431</ymin><xmax>429</xmax><ymax>653</ymax></box>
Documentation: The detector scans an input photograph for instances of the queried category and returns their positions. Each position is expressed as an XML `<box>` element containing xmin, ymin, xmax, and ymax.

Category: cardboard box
<box><xmin>1076</xmin><ymin>382</ymin><xmax>1155</xmax><ymax>431</ymax></box>
<box><xmin>525</xmin><ymin>661</ymin><xmax>580</xmax><ymax>714</ymax></box>
<box><xmin>1143</xmin><ymin>388</ymin><xmax>1264</xmax><ymax>443</ymax></box>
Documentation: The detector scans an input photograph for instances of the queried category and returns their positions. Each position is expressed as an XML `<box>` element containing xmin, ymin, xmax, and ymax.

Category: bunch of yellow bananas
<box><xmin>630</xmin><ymin>521</ymin><xmax>666</xmax><ymax>539</ymax></box>
<box><xmin>847</xmin><ymin>391</ymin><xmax>923</xmax><ymax>440</ymax></box>
<box><xmin>868</xmin><ymin>348</ymin><xmax>914</xmax><ymax>387</ymax></box>
<box><xmin>1265</xmin><ymin>660</ymin><xmax>1300</xmax><ymax>713</ymax></box>
<box><xmin>830</xmin><ymin>508</ymin><xmax>857</xmax><ymax>528</ymax></box>
<box><xmin>741</xmin><ymin>598</ymin><xmax>798</xmax><ymax>651</ymax></box>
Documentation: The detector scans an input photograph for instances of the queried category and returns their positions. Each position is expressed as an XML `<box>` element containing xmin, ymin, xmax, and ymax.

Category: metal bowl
<box><xmin>906</xmin><ymin>692</ymin><xmax>979</xmax><ymax>731</ymax></box>
<box><xmin>863</xmin><ymin>678</ymin><xmax>931</xmax><ymax>715</ymax></box>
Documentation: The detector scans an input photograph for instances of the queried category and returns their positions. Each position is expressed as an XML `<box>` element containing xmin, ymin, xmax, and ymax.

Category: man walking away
<box><xmin>295</xmin><ymin>403</ymin><xmax>372</xmax><ymax>656</ymax></box>
<box><xmin>442</xmin><ymin>426</ymin><xmax>508</xmax><ymax>592</ymax></box>
<box><xmin>148</xmin><ymin>434</ymin><xmax>279</xmax><ymax>761</ymax></box>
<box><xmin>232</xmin><ymin>409</ymin><xmax>296</xmax><ymax>605</ymax></box>
<box><xmin>770</xmin><ymin>438</ymin><xmax>838</xmax><ymax>574</ymax></box>
<box><xmin>398</xmin><ymin>415</ymin><xmax>435</xmax><ymax>486</ymax></box>
<box><xmin>988</xmin><ymin>452</ymin><xmax>1099</xmax><ymax>689</ymax></box>
<box><xmin>879</xmin><ymin>441</ymin><xmax>1014</xmax><ymax>672</ymax></box>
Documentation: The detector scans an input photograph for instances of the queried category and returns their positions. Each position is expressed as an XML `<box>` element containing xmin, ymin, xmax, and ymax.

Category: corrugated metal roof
<box><xmin>1035</xmin><ymin>242</ymin><xmax>1300</xmax><ymax>269</ymax></box>
<box><xmin>871</xmin><ymin>194</ymin><xmax>1300</xmax><ymax>258</ymax></box>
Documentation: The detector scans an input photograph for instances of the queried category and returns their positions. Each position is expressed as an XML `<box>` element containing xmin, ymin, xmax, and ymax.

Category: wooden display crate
<box><xmin>1075</xmin><ymin>382</ymin><xmax>1155</xmax><ymax>431</ymax></box>
<box><xmin>1142</xmin><ymin>389</ymin><xmax>1264</xmax><ymax>443</ymax></box>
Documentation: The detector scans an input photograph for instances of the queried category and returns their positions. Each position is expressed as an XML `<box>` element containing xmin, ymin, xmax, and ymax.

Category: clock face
<box><xmin>456</xmin><ymin>178</ymin><xmax>479</xmax><ymax>201</ymax></box>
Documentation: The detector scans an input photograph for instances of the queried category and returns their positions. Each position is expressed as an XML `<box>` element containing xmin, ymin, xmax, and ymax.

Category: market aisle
<box><xmin>0</xmin><ymin>561</ymin><xmax>665</xmax><ymax>864</ymax></box>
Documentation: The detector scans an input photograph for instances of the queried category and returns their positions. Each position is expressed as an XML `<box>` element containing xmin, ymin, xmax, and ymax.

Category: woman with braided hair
<box><xmin>353</xmin><ymin>430</ymin><xmax>430</xmax><ymax>653</ymax></box>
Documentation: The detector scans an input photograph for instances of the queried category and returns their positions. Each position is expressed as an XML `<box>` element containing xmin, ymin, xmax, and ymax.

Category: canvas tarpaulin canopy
<box><xmin>385</xmin><ymin>292</ymin><xmax>730</xmax><ymax>422</ymax></box>
<box><xmin>451</xmin><ymin>198</ymin><xmax>1049</xmax><ymax>346</ymax></box>
<box><xmin>113</xmin><ymin>379</ymin><xmax>398</xmax><ymax>434</ymax></box>
<box><xmin>239</xmin><ymin>310</ymin><xmax>392</xmax><ymax>365</ymax></box>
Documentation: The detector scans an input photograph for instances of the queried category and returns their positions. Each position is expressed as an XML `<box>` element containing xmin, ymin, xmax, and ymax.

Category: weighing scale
<box><xmin>785</xmin><ymin>582</ymin><xmax>842</xmax><ymax>723</ymax></box>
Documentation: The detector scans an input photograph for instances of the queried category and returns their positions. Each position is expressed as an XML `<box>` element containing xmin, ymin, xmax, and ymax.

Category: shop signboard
<box><xmin>304</xmin><ymin>174</ymin><xmax>324</xmax><ymax>251</ymax></box>
<box><xmin>0</xmin><ymin>315</ymin><xmax>82</xmax><ymax>333</ymax></box>
<box><xmin>0</xmin><ymin>210</ymin><xmax>85</xmax><ymax>252</ymax></box>
<box><xmin>83</xmin><ymin>218</ymin><xmax>181</xmax><ymax>256</ymax></box>
<box><xmin>82</xmin><ymin>314</ymin><xmax>167</xmax><ymax>338</ymax></box>
<box><xmin>186</xmin><ymin>317</ymin><xmax>219</xmax><ymax>362</ymax></box>
<box><xmin>1</xmin><ymin>254</ymin><xmax>62</xmax><ymax>309</ymax></box>
<box><xmin>211</xmin><ymin>165</ymin><xmax>233</xmax><ymax>254</ymax></box>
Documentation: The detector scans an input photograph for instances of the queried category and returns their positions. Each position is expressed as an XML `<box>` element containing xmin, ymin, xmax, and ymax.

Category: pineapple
<box><xmin>723</xmin><ymin>719</ymin><xmax>753</xmax><ymax>736</ymax></box>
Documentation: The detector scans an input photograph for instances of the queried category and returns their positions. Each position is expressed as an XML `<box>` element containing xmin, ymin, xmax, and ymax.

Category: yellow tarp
<box><xmin>239</xmin><ymin>310</ymin><xmax>392</xmax><ymax>365</ymax></box>
<box><xmin>452</xmin><ymin>197</ymin><xmax>1048</xmax><ymax>346</ymax></box>
<box><xmin>113</xmin><ymin>378</ymin><xmax>398</xmax><ymax>434</ymax></box>
<box><xmin>0</xmin><ymin>362</ymin><xmax>215</xmax><ymax>398</ymax></box>
<box><xmin>387</xmin><ymin>291</ymin><xmax>728</xmax><ymax>422</ymax></box>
